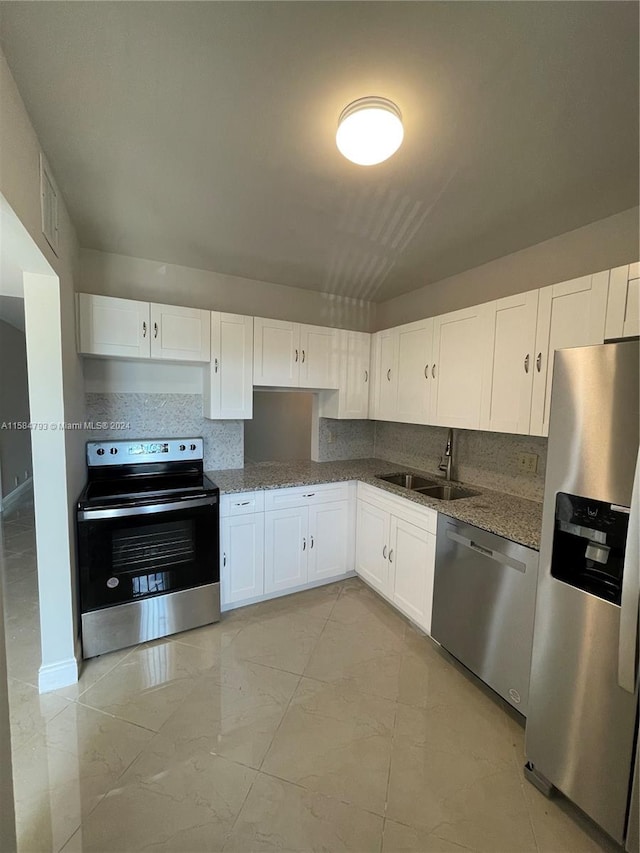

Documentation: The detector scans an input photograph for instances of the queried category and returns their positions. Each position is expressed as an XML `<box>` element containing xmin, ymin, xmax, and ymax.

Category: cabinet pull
<box><xmin>524</xmin><ymin>354</ymin><xmax>530</xmax><ymax>374</ymax></box>
<box><xmin>382</xmin><ymin>545</ymin><xmax>388</xmax><ymax>559</ymax></box>
<box><xmin>389</xmin><ymin>549</ymin><xmax>394</xmax><ymax>563</ymax></box>
<box><xmin>223</xmin><ymin>553</ymin><xmax>227</xmax><ymax>567</ymax></box>
<box><xmin>214</xmin><ymin>358</ymin><xmax>219</xmax><ymax>373</ymax></box>
<box><xmin>142</xmin><ymin>321</ymin><xmax>147</xmax><ymax>338</ymax></box>
<box><xmin>154</xmin><ymin>322</ymin><xmax>158</xmax><ymax>339</ymax></box>
<box><xmin>295</xmin><ymin>349</ymin><xmax>299</xmax><ymax>363</ymax></box>
<box><xmin>303</xmin><ymin>537</ymin><xmax>306</xmax><ymax>551</ymax></box>
<box><xmin>236</xmin><ymin>501</ymin><xmax>251</xmax><ymax>506</ymax></box>
<box><xmin>303</xmin><ymin>492</ymin><xmax>315</xmax><ymax>498</ymax></box>
<box><xmin>364</xmin><ymin>369</ymin><xmax>368</xmax><ymax>383</ymax></box>
<box><xmin>310</xmin><ymin>535</ymin><xmax>314</xmax><ymax>549</ymax></box>
<box><xmin>301</xmin><ymin>349</ymin><xmax>306</xmax><ymax>363</ymax></box>
<box><xmin>387</xmin><ymin>368</ymin><xmax>391</xmax><ymax>382</ymax></box>
<box><xmin>536</xmin><ymin>352</ymin><xmax>542</xmax><ymax>373</ymax></box>
<box><xmin>432</xmin><ymin>364</ymin><xmax>436</xmax><ymax>379</ymax></box>
<box><xmin>424</xmin><ymin>364</ymin><xmax>429</xmax><ymax>379</ymax></box>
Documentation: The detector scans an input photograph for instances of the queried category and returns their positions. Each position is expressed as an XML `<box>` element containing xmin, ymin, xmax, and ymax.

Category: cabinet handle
<box><xmin>310</xmin><ymin>535</ymin><xmax>314</xmax><ymax>549</ymax></box>
<box><xmin>303</xmin><ymin>492</ymin><xmax>315</xmax><ymax>498</ymax></box>
<box><xmin>303</xmin><ymin>537</ymin><xmax>306</xmax><ymax>551</ymax></box>
<box><xmin>432</xmin><ymin>364</ymin><xmax>436</xmax><ymax>379</ymax></box>
<box><xmin>364</xmin><ymin>369</ymin><xmax>368</xmax><ymax>382</ymax></box>
<box><xmin>424</xmin><ymin>364</ymin><xmax>429</xmax><ymax>379</ymax></box>
<box><xmin>142</xmin><ymin>321</ymin><xmax>147</xmax><ymax>338</ymax></box>
<box><xmin>387</xmin><ymin>368</ymin><xmax>391</xmax><ymax>382</ymax></box>
<box><xmin>389</xmin><ymin>549</ymin><xmax>394</xmax><ymax>563</ymax></box>
<box><xmin>153</xmin><ymin>322</ymin><xmax>158</xmax><ymax>339</ymax></box>
<box><xmin>223</xmin><ymin>553</ymin><xmax>227</xmax><ymax>567</ymax></box>
<box><xmin>214</xmin><ymin>358</ymin><xmax>219</xmax><ymax>373</ymax></box>
<box><xmin>236</xmin><ymin>501</ymin><xmax>251</xmax><ymax>507</ymax></box>
<box><xmin>524</xmin><ymin>354</ymin><xmax>530</xmax><ymax>374</ymax></box>
<box><xmin>382</xmin><ymin>545</ymin><xmax>388</xmax><ymax>559</ymax></box>
<box><xmin>536</xmin><ymin>352</ymin><xmax>542</xmax><ymax>373</ymax></box>
<box><xmin>295</xmin><ymin>349</ymin><xmax>299</xmax><ymax>363</ymax></box>
<box><xmin>302</xmin><ymin>349</ymin><xmax>306</xmax><ymax>363</ymax></box>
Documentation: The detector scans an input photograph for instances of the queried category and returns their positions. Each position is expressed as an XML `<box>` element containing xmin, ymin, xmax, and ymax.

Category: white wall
<box><xmin>80</xmin><ymin>248</ymin><xmax>376</xmax><ymax>332</ymax></box>
<box><xmin>0</xmin><ymin>47</ymin><xmax>85</xmax><ymax>692</ymax></box>
<box><xmin>376</xmin><ymin>206</ymin><xmax>640</xmax><ymax>329</ymax></box>
<box><xmin>0</xmin><ymin>320</ymin><xmax>32</xmax><ymax>499</ymax></box>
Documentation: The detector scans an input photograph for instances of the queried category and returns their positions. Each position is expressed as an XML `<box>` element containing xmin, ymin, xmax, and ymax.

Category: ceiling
<box><xmin>0</xmin><ymin>2</ymin><xmax>638</xmax><ymax>303</ymax></box>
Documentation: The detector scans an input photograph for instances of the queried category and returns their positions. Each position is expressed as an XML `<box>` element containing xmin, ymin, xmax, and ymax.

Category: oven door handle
<box><xmin>78</xmin><ymin>495</ymin><xmax>218</xmax><ymax>521</ymax></box>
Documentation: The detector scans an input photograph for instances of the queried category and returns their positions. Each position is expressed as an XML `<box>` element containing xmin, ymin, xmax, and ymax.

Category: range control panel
<box><xmin>86</xmin><ymin>438</ymin><xmax>203</xmax><ymax>467</ymax></box>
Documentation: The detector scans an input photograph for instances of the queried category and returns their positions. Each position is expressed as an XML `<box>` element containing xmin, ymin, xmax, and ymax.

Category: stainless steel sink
<box><xmin>376</xmin><ymin>472</ymin><xmax>439</xmax><ymax>490</ymax></box>
<box><xmin>413</xmin><ymin>484</ymin><xmax>479</xmax><ymax>501</ymax></box>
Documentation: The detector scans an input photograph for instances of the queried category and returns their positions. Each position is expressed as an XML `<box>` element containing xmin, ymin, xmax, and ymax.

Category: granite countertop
<box><xmin>207</xmin><ymin>458</ymin><xmax>543</xmax><ymax>551</ymax></box>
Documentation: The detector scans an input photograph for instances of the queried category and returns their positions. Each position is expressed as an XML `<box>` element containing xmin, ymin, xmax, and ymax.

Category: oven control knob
<box><xmin>106</xmin><ymin>577</ymin><xmax>119</xmax><ymax>589</ymax></box>
<box><xmin>179</xmin><ymin>444</ymin><xmax>186</xmax><ymax>451</ymax></box>
<box><xmin>110</xmin><ymin>447</ymin><xmax>118</xmax><ymax>455</ymax></box>
<box><xmin>190</xmin><ymin>443</ymin><xmax>196</xmax><ymax>451</ymax></box>
<box><xmin>96</xmin><ymin>448</ymin><xmax>105</xmax><ymax>456</ymax></box>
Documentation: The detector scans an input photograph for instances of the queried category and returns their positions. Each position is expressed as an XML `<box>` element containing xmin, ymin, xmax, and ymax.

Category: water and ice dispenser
<box><xmin>551</xmin><ymin>492</ymin><xmax>630</xmax><ymax>604</ymax></box>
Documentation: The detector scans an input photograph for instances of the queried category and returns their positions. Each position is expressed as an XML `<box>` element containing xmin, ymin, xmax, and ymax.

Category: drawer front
<box><xmin>357</xmin><ymin>482</ymin><xmax>437</xmax><ymax>534</ymax></box>
<box><xmin>220</xmin><ymin>491</ymin><xmax>265</xmax><ymax>517</ymax></box>
<box><xmin>263</xmin><ymin>481</ymin><xmax>350</xmax><ymax>511</ymax></box>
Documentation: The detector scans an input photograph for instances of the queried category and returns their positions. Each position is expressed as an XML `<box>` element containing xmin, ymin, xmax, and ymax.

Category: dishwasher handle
<box><xmin>446</xmin><ymin>529</ymin><xmax>527</xmax><ymax>574</ymax></box>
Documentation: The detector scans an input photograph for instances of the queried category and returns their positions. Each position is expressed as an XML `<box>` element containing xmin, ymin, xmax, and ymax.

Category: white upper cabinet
<box><xmin>319</xmin><ymin>330</ymin><xmax>371</xmax><ymax>419</ymax></box>
<box><xmin>204</xmin><ymin>312</ymin><xmax>253</xmax><ymax>420</ymax></box>
<box><xmin>483</xmin><ymin>291</ymin><xmax>539</xmax><ymax>435</ymax></box>
<box><xmin>605</xmin><ymin>263</ymin><xmax>640</xmax><ymax>340</ymax></box>
<box><xmin>253</xmin><ymin>318</ymin><xmax>300</xmax><ymax>387</ymax></box>
<box><xmin>149</xmin><ymin>303</ymin><xmax>211</xmax><ymax>362</ymax></box>
<box><xmin>298</xmin><ymin>324</ymin><xmax>338</xmax><ymax>389</ymax></box>
<box><xmin>396</xmin><ymin>319</ymin><xmax>434</xmax><ymax>424</ymax></box>
<box><xmin>371</xmin><ymin>328</ymin><xmax>399</xmax><ymax>421</ymax></box>
<box><xmin>431</xmin><ymin>303</ymin><xmax>494</xmax><ymax>430</ymax></box>
<box><xmin>530</xmin><ymin>271</ymin><xmax>609</xmax><ymax>436</ymax></box>
<box><xmin>77</xmin><ymin>293</ymin><xmax>150</xmax><ymax>358</ymax></box>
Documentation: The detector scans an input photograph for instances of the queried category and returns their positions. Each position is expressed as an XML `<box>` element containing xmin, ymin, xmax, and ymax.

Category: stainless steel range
<box><xmin>77</xmin><ymin>437</ymin><xmax>220</xmax><ymax>658</ymax></box>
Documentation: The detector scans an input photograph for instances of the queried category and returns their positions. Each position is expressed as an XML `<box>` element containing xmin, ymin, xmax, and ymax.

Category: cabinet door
<box><xmin>221</xmin><ymin>513</ymin><xmax>265</xmax><ymax>607</ymax></box>
<box><xmin>308</xmin><ymin>500</ymin><xmax>350</xmax><ymax>582</ymax></box>
<box><xmin>371</xmin><ymin>328</ymin><xmax>398</xmax><ymax>421</ymax></box>
<box><xmin>319</xmin><ymin>331</ymin><xmax>371</xmax><ymax>419</ymax></box>
<box><xmin>396</xmin><ymin>319</ymin><xmax>433</xmax><ymax>424</ymax></box>
<box><xmin>389</xmin><ymin>517</ymin><xmax>436</xmax><ymax>634</ymax></box>
<box><xmin>530</xmin><ymin>272</ymin><xmax>608</xmax><ymax>436</ymax></box>
<box><xmin>77</xmin><ymin>293</ymin><xmax>150</xmax><ymax>358</ymax></box>
<box><xmin>484</xmin><ymin>292</ymin><xmax>539</xmax><ymax>435</ymax></box>
<box><xmin>355</xmin><ymin>500</ymin><xmax>391</xmax><ymax>596</ymax></box>
<box><xmin>206</xmin><ymin>313</ymin><xmax>253</xmax><ymax>419</ymax></box>
<box><xmin>253</xmin><ymin>318</ymin><xmax>300</xmax><ymax>387</ymax></box>
<box><xmin>432</xmin><ymin>304</ymin><xmax>493</xmax><ymax>429</ymax></box>
<box><xmin>299</xmin><ymin>324</ymin><xmax>338</xmax><ymax>389</ymax></box>
<box><xmin>264</xmin><ymin>507</ymin><xmax>308</xmax><ymax>593</ymax></box>
<box><xmin>150</xmin><ymin>303</ymin><xmax>211</xmax><ymax>361</ymax></box>
<box><xmin>605</xmin><ymin>263</ymin><xmax>640</xmax><ymax>340</ymax></box>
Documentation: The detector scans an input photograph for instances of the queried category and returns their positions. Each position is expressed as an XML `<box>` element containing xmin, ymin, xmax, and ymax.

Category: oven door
<box><xmin>77</xmin><ymin>495</ymin><xmax>219</xmax><ymax>612</ymax></box>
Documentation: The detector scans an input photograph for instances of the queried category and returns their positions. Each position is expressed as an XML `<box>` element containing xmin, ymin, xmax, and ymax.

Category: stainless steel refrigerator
<box><xmin>525</xmin><ymin>339</ymin><xmax>639</xmax><ymax>850</ymax></box>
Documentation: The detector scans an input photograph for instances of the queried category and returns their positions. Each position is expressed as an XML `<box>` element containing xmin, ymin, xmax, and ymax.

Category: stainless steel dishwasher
<box><xmin>431</xmin><ymin>515</ymin><xmax>539</xmax><ymax>715</ymax></box>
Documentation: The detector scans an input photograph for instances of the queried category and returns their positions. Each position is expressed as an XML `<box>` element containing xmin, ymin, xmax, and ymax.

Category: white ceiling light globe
<box><xmin>336</xmin><ymin>97</ymin><xmax>404</xmax><ymax>166</ymax></box>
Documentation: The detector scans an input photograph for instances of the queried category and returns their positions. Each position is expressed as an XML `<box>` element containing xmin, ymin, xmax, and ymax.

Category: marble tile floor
<box><xmin>0</xmin><ymin>489</ymin><xmax>619</xmax><ymax>853</ymax></box>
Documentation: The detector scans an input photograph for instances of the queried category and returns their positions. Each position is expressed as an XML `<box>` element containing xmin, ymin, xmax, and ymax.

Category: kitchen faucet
<box><xmin>438</xmin><ymin>428</ymin><xmax>454</xmax><ymax>481</ymax></box>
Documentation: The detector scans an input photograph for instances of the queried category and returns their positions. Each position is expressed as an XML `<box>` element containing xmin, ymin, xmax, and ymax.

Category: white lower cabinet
<box><xmin>308</xmin><ymin>501</ymin><xmax>351</xmax><ymax>582</ymax></box>
<box><xmin>389</xmin><ymin>516</ymin><xmax>436</xmax><ymax>634</ymax></box>
<box><xmin>221</xmin><ymin>512</ymin><xmax>265</xmax><ymax>607</ymax></box>
<box><xmin>264</xmin><ymin>506</ymin><xmax>309</xmax><ymax>593</ymax></box>
<box><xmin>356</xmin><ymin>484</ymin><xmax>437</xmax><ymax>634</ymax></box>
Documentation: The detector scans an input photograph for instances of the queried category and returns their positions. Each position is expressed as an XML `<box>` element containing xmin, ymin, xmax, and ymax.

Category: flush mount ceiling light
<box><xmin>336</xmin><ymin>96</ymin><xmax>404</xmax><ymax>166</ymax></box>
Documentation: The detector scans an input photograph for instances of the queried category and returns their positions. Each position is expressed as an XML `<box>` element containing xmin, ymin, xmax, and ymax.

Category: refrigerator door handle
<box><xmin>618</xmin><ymin>450</ymin><xmax>640</xmax><ymax>694</ymax></box>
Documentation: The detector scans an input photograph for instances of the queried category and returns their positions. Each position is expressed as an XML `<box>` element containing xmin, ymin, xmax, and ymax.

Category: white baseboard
<box><xmin>0</xmin><ymin>477</ymin><xmax>33</xmax><ymax>513</ymax></box>
<box><xmin>38</xmin><ymin>652</ymin><xmax>79</xmax><ymax>694</ymax></box>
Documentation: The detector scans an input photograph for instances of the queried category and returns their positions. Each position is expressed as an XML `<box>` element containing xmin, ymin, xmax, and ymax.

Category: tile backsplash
<box><xmin>374</xmin><ymin>421</ymin><xmax>547</xmax><ymax>501</ymax></box>
<box><xmin>316</xmin><ymin>418</ymin><xmax>375</xmax><ymax>462</ymax></box>
<box><xmin>85</xmin><ymin>393</ymin><xmax>243</xmax><ymax>470</ymax></box>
